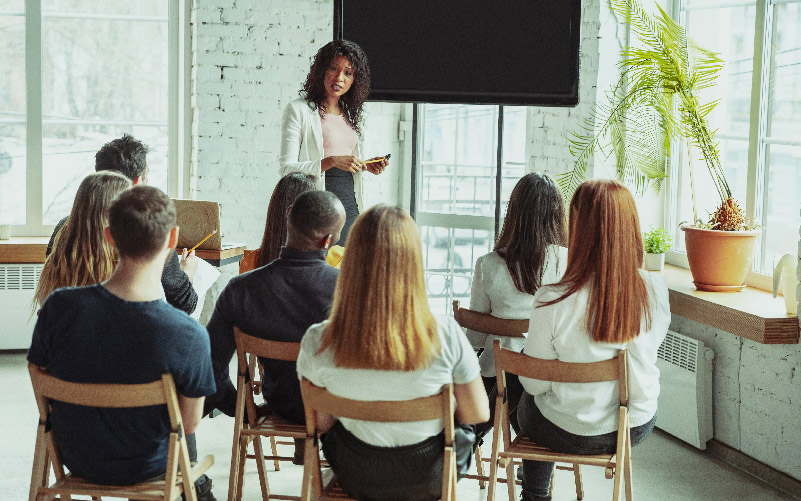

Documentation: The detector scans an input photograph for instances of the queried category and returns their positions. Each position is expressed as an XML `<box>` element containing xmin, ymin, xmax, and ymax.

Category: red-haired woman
<box><xmin>516</xmin><ymin>180</ymin><xmax>670</xmax><ymax>501</ymax></box>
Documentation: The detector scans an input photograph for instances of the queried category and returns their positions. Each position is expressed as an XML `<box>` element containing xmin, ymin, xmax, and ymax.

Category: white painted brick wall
<box><xmin>192</xmin><ymin>0</ymin><xmax>331</xmax><ymax>249</ymax></box>
<box><xmin>526</xmin><ymin>2</ymin><xmax>601</xmax><ymax>183</ymax></box>
<box><xmin>191</xmin><ymin>0</ymin><xmax>403</xmax><ymax>249</ymax></box>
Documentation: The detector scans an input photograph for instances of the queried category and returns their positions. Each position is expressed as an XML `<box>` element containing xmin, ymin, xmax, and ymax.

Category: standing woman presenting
<box><xmin>280</xmin><ymin>40</ymin><xmax>388</xmax><ymax>245</ymax></box>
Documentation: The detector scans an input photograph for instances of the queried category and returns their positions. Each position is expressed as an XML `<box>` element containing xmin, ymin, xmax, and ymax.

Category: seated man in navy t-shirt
<box><xmin>28</xmin><ymin>185</ymin><xmax>216</xmax><ymax>488</ymax></box>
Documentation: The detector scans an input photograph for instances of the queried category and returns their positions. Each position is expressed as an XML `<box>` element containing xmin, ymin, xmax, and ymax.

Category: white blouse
<box><xmin>520</xmin><ymin>269</ymin><xmax>671</xmax><ymax>436</ymax></box>
<box><xmin>296</xmin><ymin>315</ymin><xmax>480</xmax><ymax>447</ymax></box>
<box><xmin>467</xmin><ymin>247</ymin><xmax>567</xmax><ymax>377</ymax></box>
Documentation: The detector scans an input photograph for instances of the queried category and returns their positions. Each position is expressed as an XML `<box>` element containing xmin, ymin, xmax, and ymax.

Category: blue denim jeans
<box><xmin>516</xmin><ymin>392</ymin><xmax>656</xmax><ymax>501</ymax></box>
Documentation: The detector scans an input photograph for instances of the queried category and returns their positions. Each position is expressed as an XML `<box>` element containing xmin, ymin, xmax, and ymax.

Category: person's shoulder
<box><xmin>478</xmin><ymin>250</ymin><xmax>504</xmax><ymax>267</ymax></box>
<box><xmin>286</xmin><ymin>97</ymin><xmax>314</xmax><ymax>114</ymax></box>
<box><xmin>533</xmin><ymin>282</ymin><xmax>565</xmax><ymax>304</ymax></box>
<box><xmin>299</xmin><ymin>320</ymin><xmax>328</xmax><ymax>354</ymax></box>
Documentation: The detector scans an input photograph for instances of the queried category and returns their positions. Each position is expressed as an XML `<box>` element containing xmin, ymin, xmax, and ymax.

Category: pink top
<box><xmin>321</xmin><ymin>113</ymin><xmax>358</xmax><ymax>157</ymax></box>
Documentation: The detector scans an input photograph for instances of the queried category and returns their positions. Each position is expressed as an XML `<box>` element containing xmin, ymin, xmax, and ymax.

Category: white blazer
<box><xmin>279</xmin><ymin>98</ymin><xmax>364</xmax><ymax>211</ymax></box>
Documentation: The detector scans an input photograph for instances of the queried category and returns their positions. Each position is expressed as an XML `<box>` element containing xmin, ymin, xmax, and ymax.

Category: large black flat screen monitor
<box><xmin>337</xmin><ymin>0</ymin><xmax>581</xmax><ymax>106</ymax></box>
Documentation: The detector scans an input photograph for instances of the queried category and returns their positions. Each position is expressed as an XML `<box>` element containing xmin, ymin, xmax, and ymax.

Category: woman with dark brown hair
<box><xmin>238</xmin><ymin>172</ymin><xmax>317</xmax><ymax>273</ymax></box>
<box><xmin>279</xmin><ymin>40</ymin><xmax>389</xmax><ymax>245</ymax></box>
<box><xmin>467</xmin><ymin>172</ymin><xmax>567</xmax><ymax>390</ymax></box>
<box><xmin>516</xmin><ymin>179</ymin><xmax>670</xmax><ymax>501</ymax></box>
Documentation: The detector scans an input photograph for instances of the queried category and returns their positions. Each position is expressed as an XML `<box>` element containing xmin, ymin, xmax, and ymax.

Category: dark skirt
<box><xmin>321</xmin><ymin>421</ymin><xmax>476</xmax><ymax>501</ymax></box>
<box><xmin>325</xmin><ymin>169</ymin><xmax>359</xmax><ymax>246</ymax></box>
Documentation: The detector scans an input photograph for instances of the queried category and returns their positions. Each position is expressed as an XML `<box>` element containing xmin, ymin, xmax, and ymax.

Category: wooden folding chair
<box><xmin>451</xmin><ymin>299</ymin><xmax>528</xmax><ymax>490</ymax></box>
<box><xmin>299</xmin><ymin>378</ymin><xmax>457</xmax><ymax>501</ymax></box>
<box><xmin>28</xmin><ymin>363</ymin><xmax>214</xmax><ymax>501</ymax></box>
<box><xmin>229</xmin><ymin>327</ymin><xmax>305</xmax><ymax>501</ymax></box>
<box><xmin>488</xmin><ymin>339</ymin><xmax>632</xmax><ymax>501</ymax></box>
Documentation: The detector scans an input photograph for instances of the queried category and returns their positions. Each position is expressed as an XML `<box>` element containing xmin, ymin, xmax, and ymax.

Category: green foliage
<box><xmin>643</xmin><ymin>226</ymin><xmax>673</xmax><ymax>254</ymax></box>
<box><xmin>559</xmin><ymin>0</ymin><xmax>730</xmax><ymax>204</ymax></box>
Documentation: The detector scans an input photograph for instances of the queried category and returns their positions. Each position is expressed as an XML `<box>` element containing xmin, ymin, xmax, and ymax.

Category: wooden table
<box><xmin>660</xmin><ymin>264</ymin><xmax>799</xmax><ymax>344</ymax></box>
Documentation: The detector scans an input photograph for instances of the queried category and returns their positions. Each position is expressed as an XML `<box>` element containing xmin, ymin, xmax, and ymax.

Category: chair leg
<box><xmin>29</xmin><ymin>424</ymin><xmax>49</xmax><ymax>501</ymax></box>
<box><xmin>573</xmin><ymin>463</ymin><xmax>584</xmax><ymax>500</ymax></box>
<box><xmin>505</xmin><ymin>454</ymin><xmax>516</xmax><ymax>501</ymax></box>
<box><xmin>486</xmin><ymin>425</ymin><xmax>502</xmax><ymax>500</ymax></box>
<box><xmin>474</xmin><ymin>442</ymin><xmax>486</xmax><ymax>489</ymax></box>
<box><xmin>234</xmin><ymin>436</ymin><xmax>249</xmax><ymax>501</ymax></box>
<box><xmin>270</xmin><ymin>435</ymin><xmax>281</xmax><ymax>471</ymax></box>
<box><xmin>252</xmin><ymin>435</ymin><xmax>271</xmax><ymax>501</ymax></box>
<box><xmin>624</xmin><ymin>432</ymin><xmax>634</xmax><ymax>501</ymax></box>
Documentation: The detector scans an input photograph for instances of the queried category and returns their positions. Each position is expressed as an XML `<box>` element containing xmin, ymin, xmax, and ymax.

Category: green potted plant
<box><xmin>643</xmin><ymin>226</ymin><xmax>672</xmax><ymax>271</ymax></box>
<box><xmin>559</xmin><ymin>0</ymin><xmax>760</xmax><ymax>291</ymax></box>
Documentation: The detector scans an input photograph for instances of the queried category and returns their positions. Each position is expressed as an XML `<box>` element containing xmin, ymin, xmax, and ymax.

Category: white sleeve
<box><xmin>279</xmin><ymin>102</ymin><xmax>322</xmax><ymax>178</ymax></box>
<box><xmin>465</xmin><ymin>256</ymin><xmax>490</xmax><ymax>349</ymax></box>
<box><xmin>520</xmin><ymin>289</ymin><xmax>558</xmax><ymax>396</ymax></box>
<box><xmin>443</xmin><ymin>317</ymin><xmax>481</xmax><ymax>384</ymax></box>
<box><xmin>296</xmin><ymin>323</ymin><xmax>324</xmax><ymax>386</ymax></box>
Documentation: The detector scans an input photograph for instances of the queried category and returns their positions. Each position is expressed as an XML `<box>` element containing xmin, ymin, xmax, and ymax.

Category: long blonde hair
<box><xmin>319</xmin><ymin>205</ymin><xmax>440</xmax><ymax>370</ymax></box>
<box><xmin>34</xmin><ymin>171</ymin><xmax>132</xmax><ymax>307</ymax></box>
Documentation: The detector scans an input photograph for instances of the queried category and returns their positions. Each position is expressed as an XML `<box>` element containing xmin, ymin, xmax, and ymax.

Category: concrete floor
<box><xmin>1</xmin><ymin>351</ymin><xmax>796</xmax><ymax>500</ymax></box>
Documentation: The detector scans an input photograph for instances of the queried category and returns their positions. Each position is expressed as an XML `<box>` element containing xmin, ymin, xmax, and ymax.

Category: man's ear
<box><xmin>132</xmin><ymin>175</ymin><xmax>143</xmax><ymax>186</ymax></box>
<box><xmin>104</xmin><ymin>227</ymin><xmax>115</xmax><ymax>247</ymax></box>
<box><xmin>320</xmin><ymin>234</ymin><xmax>334</xmax><ymax>250</ymax></box>
<box><xmin>167</xmin><ymin>226</ymin><xmax>179</xmax><ymax>250</ymax></box>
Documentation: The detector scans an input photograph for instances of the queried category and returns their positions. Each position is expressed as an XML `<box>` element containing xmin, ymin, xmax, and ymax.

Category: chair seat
<box><xmin>36</xmin><ymin>455</ymin><xmax>214</xmax><ymax>500</ymax></box>
<box><xmin>246</xmin><ymin>412</ymin><xmax>307</xmax><ymax>438</ymax></box>
<box><xmin>503</xmin><ymin>435</ymin><xmax>616</xmax><ymax>468</ymax></box>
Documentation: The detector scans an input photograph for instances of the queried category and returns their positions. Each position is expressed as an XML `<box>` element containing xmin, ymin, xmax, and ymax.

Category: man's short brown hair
<box><xmin>109</xmin><ymin>186</ymin><xmax>176</xmax><ymax>259</ymax></box>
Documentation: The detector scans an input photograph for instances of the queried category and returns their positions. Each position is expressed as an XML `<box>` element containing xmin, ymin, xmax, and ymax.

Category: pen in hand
<box><xmin>187</xmin><ymin>229</ymin><xmax>217</xmax><ymax>254</ymax></box>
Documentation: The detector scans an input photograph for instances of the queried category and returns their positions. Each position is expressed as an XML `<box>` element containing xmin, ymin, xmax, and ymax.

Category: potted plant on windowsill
<box><xmin>558</xmin><ymin>0</ymin><xmax>760</xmax><ymax>291</ymax></box>
<box><xmin>643</xmin><ymin>226</ymin><xmax>672</xmax><ymax>271</ymax></box>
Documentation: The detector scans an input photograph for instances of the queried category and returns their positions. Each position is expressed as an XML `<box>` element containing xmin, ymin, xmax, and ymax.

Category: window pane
<box><xmin>41</xmin><ymin>125</ymin><xmax>167</xmax><ymax>224</ymax></box>
<box><xmin>685</xmin><ymin>5</ymin><xmax>755</xmax><ymax>138</ymax></box>
<box><xmin>41</xmin><ymin>17</ymin><xmax>168</xmax><ymax>122</ymax></box>
<box><xmin>767</xmin><ymin>3</ymin><xmax>801</xmax><ymax>141</ymax></box>
<box><xmin>420</xmin><ymin>104</ymin><xmax>498</xmax><ymax>216</ymax></box>
<box><xmin>500</xmin><ymin>106</ymin><xmax>527</xmax><ymax>214</ymax></box>
<box><xmin>0</xmin><ymin>126</ymin><xmax>25</xmax><ymax>224</ymax></box>
<box><xmin>0</xmin><ymin>11</ymin><xmax>25</xmax><ymax>225</ymax></box>
<box><xmin>0</xmin><ymin>1</ymin><xmax>23</xmax><ymax>13</ymax></box>
<box><xmin>42</xmin><ymin>0</ymin><xmax>167</xmax><ymax>17</ymax></box>
<box><xmin>420</xmin><ymin>225</ymin><xmax>492</xmax><ymax>315</ymax></box>
<box><xmin>763</xmin><ymin>144</ymin><xmax>801</xmax><ymax>274</ymax></box>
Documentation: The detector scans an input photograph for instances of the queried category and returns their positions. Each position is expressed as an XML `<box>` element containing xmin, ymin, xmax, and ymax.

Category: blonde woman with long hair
<box><xmin>34</xmin><ymin>171</ymin><xmax>131</xmax><ymax>308</ymax></box>
<box><xmin>296</xmin><ymin>205</ymin><xmax>489</xmax><ymax>501</ymax></box>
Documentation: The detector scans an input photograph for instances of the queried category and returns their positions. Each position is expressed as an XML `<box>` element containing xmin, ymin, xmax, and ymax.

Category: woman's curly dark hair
<box><xmin>301</xmin><ymin>40</ymin><xmax>370</xmax><ymax>135</ymax></box>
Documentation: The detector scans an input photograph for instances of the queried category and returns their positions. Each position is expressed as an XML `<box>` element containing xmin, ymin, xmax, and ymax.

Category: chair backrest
<box><xmin>452</xmin><ymin>300</ymin><xmax>528</xmax><ymax>338</ymax></box>
<box><xmin>492</xmin><ymin>339</ymin><xmax>628</xmax><ymax>406</ymax></box>
<box><xmin>28</xmin><ymin>363</ymin><xmax>182</xmax><ymax>425</ymax></box>
<box><xmin>299</xmin><ymin>378</ymin><xmax>456</xmax><ymax>500</ymax></box>
<box><xmin>233</xmin><ymin>326</ymin><xmax>301</xmax><ymax>372</ymax></box>
<box><xmin>28</xmin><ymin>363</ymin><xmax>205</xmax><ymax>500</ymax></box>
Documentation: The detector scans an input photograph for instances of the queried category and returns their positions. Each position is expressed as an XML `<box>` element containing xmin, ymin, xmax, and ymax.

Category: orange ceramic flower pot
<box><xmin>681</xmin><ymin>226</ymin><xmax>761</xmax><ymax>292</ymax></box>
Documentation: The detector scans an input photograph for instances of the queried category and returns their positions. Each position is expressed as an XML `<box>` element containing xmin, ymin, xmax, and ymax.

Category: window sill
<box><xmin>658</xmin><ymin>264</ymin><xmax>799</xmax><ymax>345</ymax></box>
<box><xmin>0</xmin><ymin>237</ymin><xmax>50</xmax><ymax>263</ymax></box>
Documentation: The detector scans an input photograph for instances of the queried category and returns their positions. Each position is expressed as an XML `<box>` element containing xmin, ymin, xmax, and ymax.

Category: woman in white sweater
<box><xmin>279</xmin><ymin>40</ymin><xmax>388</xmax><ymax>245</ymax></box>
<box><xmin>516</xmin><ymin>179</ymin><xmax>670</xmax><ymax>501</ymax></box>
<box><xmin>297</xmin><ymin>205</ymin><xmax>489</xmax><ymax>501</ymax></box>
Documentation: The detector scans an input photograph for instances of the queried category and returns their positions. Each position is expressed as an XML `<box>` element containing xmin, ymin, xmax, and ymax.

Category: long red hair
<box><xmin>540</xmin><ymin>179</ymin><xmax>650</xmax><ymax>343</ymax></box>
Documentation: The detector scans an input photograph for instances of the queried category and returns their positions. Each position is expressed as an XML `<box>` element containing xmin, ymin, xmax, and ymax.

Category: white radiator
<box><xmin>0</xmin><ymin>264</ymin><xmax>42</xmax><ymax>350</ymax></box>
<box><xmin>655</xmin><ymin>329</ymin><xmax>714</xmax><ymax>449</ymax></box>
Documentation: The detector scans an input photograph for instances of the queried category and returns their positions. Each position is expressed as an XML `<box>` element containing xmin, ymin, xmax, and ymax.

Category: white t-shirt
<box><xmin>520</xmin><ymin>269</ymin><xmax>670</xmax><ymax>436</ymax></box>
<box><xmin>467</xmin><ymin>246</ymin><xmax>567</xmax><ymax>377</ymax></box>
<box><xmin>296</xmin><ymin>315</ymin><xmax>480</xmax><ymax>447</ymax></box>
